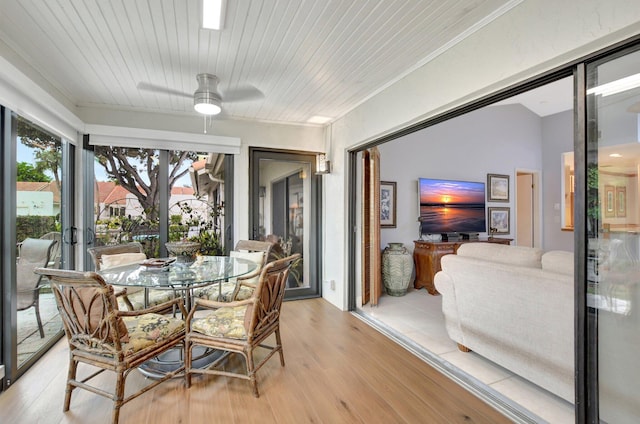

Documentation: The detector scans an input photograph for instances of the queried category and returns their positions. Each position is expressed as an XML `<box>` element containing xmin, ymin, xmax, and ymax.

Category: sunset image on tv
<box><xmin>419</xmin><ymin>178</ymin><xmax>486</xmax><ymax>233</ymax></box>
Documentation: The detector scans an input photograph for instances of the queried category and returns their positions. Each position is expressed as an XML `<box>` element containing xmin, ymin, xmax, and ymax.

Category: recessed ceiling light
<box><xmin>609</xmin><ymin>153</ymin><xmax>622</xmax><ymax>158</ymax></box>
<box><xmin>307</xmin><ymin>116</ymin><xmax>332</xmax><ymax>124</ymax></box>
<box><xmin>202</xmin><ymin>0</ymin><xmax>225</xmax><ymax>30</ymax></box>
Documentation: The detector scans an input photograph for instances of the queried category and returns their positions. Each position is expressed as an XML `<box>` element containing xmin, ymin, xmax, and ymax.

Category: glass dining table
<box><xmin>98</xmin><ymin>255</ymin><xmax>257</xmax><ymax>310</ymax></box>
<box><xmin>97</xmin><ymin>256</ymin><xmax>258</xmax><ymax>378</ymax></box>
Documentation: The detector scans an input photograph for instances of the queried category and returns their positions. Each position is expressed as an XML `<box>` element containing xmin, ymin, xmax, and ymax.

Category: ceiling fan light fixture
<box><xmin>194</xmin><ymin>73</ymin><xmax>222</xmax><ymax>115</ymax></box>
<box><xmin>194</xmin><ymin>97</ymin><xmax>222</xmax><ymax>115</ymax></box>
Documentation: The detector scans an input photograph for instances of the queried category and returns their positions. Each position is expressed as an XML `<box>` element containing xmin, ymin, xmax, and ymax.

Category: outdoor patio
<box><xmin>17</xmin><ymin>292</ymin><xmax>61</xmax><ymax>367</ymax></box>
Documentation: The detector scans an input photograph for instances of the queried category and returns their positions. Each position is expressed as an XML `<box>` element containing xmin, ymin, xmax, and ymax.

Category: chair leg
<box><xmin>275</xmin><ymin>328</ymin><xmax>285</xmax><ymax>367</ymax></box>
<box><xmin>113</xmin><ymin>370</ymin><xmax>125</xmax><ymax>424</ymax></box>
<box><xmin>184</xmin><ymin>340</ymin><xmax>192</xmax><ymax>388</ymax></box>
<box><xmin>64</xmin><ymin>357</ymin><xmax>78</xmax><ymax>412</ymax></box>
<box><xmin>246</xmin><ymin>349</ymin><xmax>259</xmax><ymax>398</ymax></box>
<box><xmin>34</xmin><ymin>297</ymin><xmax>45</xmax><ymax>338</ymax></box>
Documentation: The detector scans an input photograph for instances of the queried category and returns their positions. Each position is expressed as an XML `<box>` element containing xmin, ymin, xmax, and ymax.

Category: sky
<box><xmin>419</xmin><ymin>178</ymin><xmax>485</xmax><ymax>205</ymax></box>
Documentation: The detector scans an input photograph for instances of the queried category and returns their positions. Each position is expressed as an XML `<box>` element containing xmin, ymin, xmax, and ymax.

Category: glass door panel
<box><xmin>586</xmin><ymin>47</ymin><xmax>640</xmax><ymax>423</ymax></box>
<box><xmin>251</xmin><ymin>149</ymin><xmax>321</xmax><ymax>299</ymax></box>
<box><xmin>14</xmin><ymin>115</ymin><xmax>64</xmax><ymax>369</ymax></box>
<box><xmin>93</xmin><ymin>147</ymin><xmax>161</xmax><ymax>258</ymax></box>
<box><xmin>168</xmin><ymin>151</ymin><xmax>225</xmax><ymax>255</ymax></box>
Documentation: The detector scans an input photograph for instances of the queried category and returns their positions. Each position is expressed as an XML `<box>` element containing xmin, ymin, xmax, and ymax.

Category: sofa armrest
<box><xmin>434</xmin><ymin>271</ymin><xmax>463</xmax><ymax>344</ymax></box>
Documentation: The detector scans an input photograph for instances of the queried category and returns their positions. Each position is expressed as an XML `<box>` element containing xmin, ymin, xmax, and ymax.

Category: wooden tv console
<box><xmin>413</xmin><ymin>238</ymin><xmax>512</xmax><ymax>295</ymax></box>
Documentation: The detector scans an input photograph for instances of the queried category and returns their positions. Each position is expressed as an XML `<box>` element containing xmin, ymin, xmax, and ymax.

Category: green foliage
<box><xmin>586</xmin><ymin>163</ymin><xmax>600</xmax><ymax>236</ymax></box>
<box><xmin>17</xmin><ymin>162</ymin><xmax>52</xmax><ymax>182</ymax></box>
<box><xmin>17</xmin><ymin>116</ymin><xmax>61</xmax><ymax>187</ymax></box>
<box><xmin>16</xmin><ymin>215</ymin><xmax>57</xmax><ymax>243</ymax></box>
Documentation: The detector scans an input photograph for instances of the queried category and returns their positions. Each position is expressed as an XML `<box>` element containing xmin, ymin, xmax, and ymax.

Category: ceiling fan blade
<box><xmin>137</xmin><ymin>82</ymin><xmax>192</xmax><ymax>98</ymax></box>
<box><xmin>220</xmin><ymin>85</ymin><xmax>264</xmax><ymax>103</ymax></box>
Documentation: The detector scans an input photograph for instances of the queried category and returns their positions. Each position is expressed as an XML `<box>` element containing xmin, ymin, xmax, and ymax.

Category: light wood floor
<box><xmin>0</xmin><ymin>298</ymin><xmax>512</xmax><ymax>424</ymax></box>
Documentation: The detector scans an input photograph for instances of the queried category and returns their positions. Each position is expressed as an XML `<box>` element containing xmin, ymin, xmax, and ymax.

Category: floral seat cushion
<box><xmin>117</xmin><ymin>289</ymin><xmax>176</xmax><ymax>311</ymax></box>
<box><xmin>191</xmin><ymin>305</ymin><xmax>249</xmax><ymax>340</ymax></box>
<box><xmin>194</xmin><ymin>282</ymin><xmax>238</xmax><ymax>302</ymax></box>
<box><xmin>121</xmin><ymin>313</ymin><xmax>184</xmax><ymax>355</ymax></box>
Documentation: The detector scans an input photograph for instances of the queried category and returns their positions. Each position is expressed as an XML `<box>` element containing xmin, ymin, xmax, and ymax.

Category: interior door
<box><xmin>361</xmin><ymin>148</ymin><xmax>382</xmax><ymax>306</ymax></box>
<box><xmin>516</xmin><ymin>172</ymin><xmax>534</xmax><ymax>247</ymax></box>
<box><xmin>250</xmin><ymin>148</ymin><xmax>321</xmax><ymax>299</ymax></box>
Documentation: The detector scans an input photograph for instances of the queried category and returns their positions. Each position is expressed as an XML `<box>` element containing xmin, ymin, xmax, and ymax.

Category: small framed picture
<box><xmin>487</xmin><ymin>174</ymin><xmax>510</xmax><ymax>202</ymax></box>
<box><xmin>604</xmin><ymin>185</ymin><xmax>615</xmax><ymax>218</ymax></box>
<box><xmin>380</xmin><ymin>181</ymin><xmax>397</xmax><ymax>228</ymax></box>
<box><xmin>488</xmin><ymin>207</ymin><xmax>510</xmax><ymax>235</ymax></box>
<box><xmin>616</xmin><ymin>186</ymin><xmax>626</xmax><ymax>217</ymax></box>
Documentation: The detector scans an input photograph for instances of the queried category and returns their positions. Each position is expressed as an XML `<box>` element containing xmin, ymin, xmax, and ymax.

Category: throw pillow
<box><xmin>230</xmin><ymin>250</ymin><xmax>265</xmax><ymax>284</ymax></box>
<box><xmin>101</xmin><ymin>252</ymin><xmax>147</xmax><ymax>269</ymax></box>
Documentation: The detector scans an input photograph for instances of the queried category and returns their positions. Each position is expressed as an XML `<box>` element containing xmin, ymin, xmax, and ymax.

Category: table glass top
<box><xmin>97</xmin><ymin>256</ymin><xmax>257</xmax><ymax>290</ymax></box>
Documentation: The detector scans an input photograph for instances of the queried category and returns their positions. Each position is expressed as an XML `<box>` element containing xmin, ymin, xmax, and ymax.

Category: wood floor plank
<box><xmin>0</xmin><ymin>298</ymin><xmax>512</xmax><ymax>424</ymax></box>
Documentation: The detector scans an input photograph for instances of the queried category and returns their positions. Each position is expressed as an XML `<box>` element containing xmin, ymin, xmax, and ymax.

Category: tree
<box><xmin>16</xmin><ymin>116</ymin><xmax>62</xmax><ymax>191</ymax></box>
<box><xmin>94</xmin><ymin>146</ymin><xmax>198</xmax><ymax>221</ymax></box>
<box><xmin>17</xmin><ymin>162</ymin><xmax>52</xmax><ymax>182</ymax></box>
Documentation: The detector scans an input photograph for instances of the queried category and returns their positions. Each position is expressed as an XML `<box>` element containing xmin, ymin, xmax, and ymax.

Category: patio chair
<box><xmin>34</xmin><ymin>267</ymin><xmax>187</xmax><ymax>424</ymax></box>
<box><xmin>88</xmin><ymin>242</ymin><xmax>176</xmax><ymax>311</ymax></box>
<box><xmin>193</xmin><ymin>239</ymin><xmax>274</xmax><ymax>302</ymax></box>
<box><xmin>17</xmin><ymin>238</ymin><xmax>57</xmax><ymax>338</ymax></box>
<box><xmin>40</xmin><ymin>231</ymin><xmax>62</xmax><ymax>268</ymax></box>
<box><xmin>185</xmin><ymin>253</ymin><xmax>300</xmax><ymax>397</ymax></box>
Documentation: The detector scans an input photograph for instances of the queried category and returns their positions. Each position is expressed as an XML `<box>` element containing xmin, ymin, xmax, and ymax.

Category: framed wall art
<box><xmin>487</xmin><ymin>173</ymin><xmax>510</xmax><ymax>202</ymax></box>
<box><xmin>604</xmin><ymin>185</ymin><xmax>615</xmax><ymax>218</ymax></box>
<box><xmin>488</xmin><ymin>207</ymin><xmax>510</xmax><ymax>235</ymax></box>
<box><xmin>380</xmin><ymin>181</ymin><xmax>397</xmax><ymax>228</ymax></box>
<box><xmin>616</xmin><ymin>186</ymin><xmax>626</xmax><ymax>217</ymax></box>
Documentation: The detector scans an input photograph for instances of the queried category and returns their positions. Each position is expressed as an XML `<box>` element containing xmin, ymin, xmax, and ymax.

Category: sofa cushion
<box><xmin>542</xmin><ymin>250</ymin><xmax>574</xmax><ymax>276</ymax></box>
<box><xmin>456</xmin><ymin>243</ymin><xmax>543</xmax><ymax>268</ymax></box>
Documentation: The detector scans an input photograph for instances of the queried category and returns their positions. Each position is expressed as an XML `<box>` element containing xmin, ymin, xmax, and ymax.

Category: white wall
<box><xmin>542</xmin><ymin>110</ymin><xmax>575</xmax><ymax>252</ymax></box>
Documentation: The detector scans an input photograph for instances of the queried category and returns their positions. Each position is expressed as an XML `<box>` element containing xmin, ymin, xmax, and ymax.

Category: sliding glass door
<box><xmin>84</xmin><ymin>143</ymin><xmax>231</xmax><ymax>267</ymax></box>
<box><xmin>2</xmin><ymin>111</ymin><xmax>74</xmax><ymax>388</ymax></box>
<box><xmin>584</xmin><ymin>45</ymin><xmax>640</xmax><ymax>424</ymax></box>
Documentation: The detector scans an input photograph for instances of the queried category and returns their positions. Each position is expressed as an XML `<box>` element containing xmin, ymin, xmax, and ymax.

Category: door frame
<box><xmin>249</xmin><ymin>147</ymin><xmax>322</xmax><ymax>300</ymax></box>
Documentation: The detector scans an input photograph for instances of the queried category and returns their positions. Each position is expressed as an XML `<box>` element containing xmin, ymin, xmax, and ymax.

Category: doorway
<box><xmin>1</xmin><ymin>112</ymin><xmax>75</xmax><ymax>389</ymax></box>
<box><xmin>249</xmin><ymin>148</ymin><xmax>322</xmax><ymax>299</ymax></box>
<box><xmin>515</xmin><ymin>170</ymin><xmax>541</xmax><ymax>248</ymax></box>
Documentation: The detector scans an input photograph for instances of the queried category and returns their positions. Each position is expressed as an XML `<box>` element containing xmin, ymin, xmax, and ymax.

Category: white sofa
<box><xmin>434</xmin><ymin>242</ymin><xmax>575</xmax><ymax>403</ymax></box>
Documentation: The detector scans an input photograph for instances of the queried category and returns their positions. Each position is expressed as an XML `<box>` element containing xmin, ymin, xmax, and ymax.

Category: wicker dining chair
<box><xmin>34</xmin><ymin>267</ymin><xmax>187</xmax><ymax>424</ymax></box>
<box><xmin>87</xmin><ymin>242</ymin><xmax>176</xmax><ymax>311</ymax></box>
<box><xmin>185</xmin><ymin>253</ymin><xmax>300</xmax><ymax>397</ymax></box>
<box><xmin>193</xmin><ymin>239</ymin><xmax>275</xmax><ymax>302</ymax></box>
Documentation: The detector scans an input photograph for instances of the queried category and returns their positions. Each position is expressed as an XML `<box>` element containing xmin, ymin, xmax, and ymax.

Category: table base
<box><xmin>138</xmin><ymin>345</ymin><xmax>223</xmax><ymax>379</ymax></box>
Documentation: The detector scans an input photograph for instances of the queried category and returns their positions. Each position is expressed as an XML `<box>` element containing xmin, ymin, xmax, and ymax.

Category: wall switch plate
<box><xmin>330</xmin><ymin>280</ymin><xmax>336</xmax><ymax>290</ymax></box>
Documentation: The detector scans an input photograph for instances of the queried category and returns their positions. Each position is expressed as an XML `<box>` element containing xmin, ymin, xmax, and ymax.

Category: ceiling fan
<box><xmin>137</xmin><ymin>73</ymin><xmax>264</xmax><ymax>116</ymax></box>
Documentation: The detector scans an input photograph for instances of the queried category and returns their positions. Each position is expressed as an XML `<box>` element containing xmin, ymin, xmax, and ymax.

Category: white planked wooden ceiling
<box><xmin>0</xmin><ymin>0</ymin><xmax>518</xmax><ymax>125</ymax></box>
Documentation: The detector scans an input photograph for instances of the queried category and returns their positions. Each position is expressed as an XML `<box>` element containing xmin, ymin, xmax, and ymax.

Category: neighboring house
<box><xmin>94</xmin><ymin>181</ymin><xmax>206</xmax><ymax>222</ymax></box>
<box><xmin>16</xmin><ymin>181</ymin><xmax>60</xmax><ymax>216</ymax></box>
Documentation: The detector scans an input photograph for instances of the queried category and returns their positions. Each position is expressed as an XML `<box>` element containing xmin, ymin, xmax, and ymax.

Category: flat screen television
<box><xmin>418</xmin><ymin>178</ymin><xmax>486</xmax><ymax>234</ymax></box>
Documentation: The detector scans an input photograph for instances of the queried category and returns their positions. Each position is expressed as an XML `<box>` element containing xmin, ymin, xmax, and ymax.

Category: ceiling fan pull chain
<box><xmin>203</xmin><ymin>115</ymin><xmax>207</xmax><ymax>134</ymax></box>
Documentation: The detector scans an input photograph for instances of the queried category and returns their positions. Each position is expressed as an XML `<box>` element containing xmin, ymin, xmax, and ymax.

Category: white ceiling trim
<box><xmin>0</xmin><ymin>55</ymin><xmax>82</xmax><ymax>142</ymax></box>
<box><xmin>86</xmin><ymin>124</ymin><xmax>241</xmax><ymax>155</ymax></box>
<box><xmin>333</xmin><ymin>0</ymin><xmax>526</xmax><ymax>124</ymax></box>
